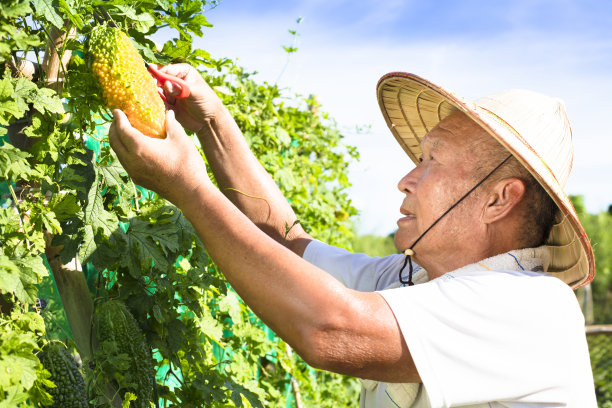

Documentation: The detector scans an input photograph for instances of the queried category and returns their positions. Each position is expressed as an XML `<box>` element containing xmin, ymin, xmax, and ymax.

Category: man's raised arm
<box><xmin>157</xmin><ymin>64</ymin><xmax>312</xmax><ymax>256</ymax></box>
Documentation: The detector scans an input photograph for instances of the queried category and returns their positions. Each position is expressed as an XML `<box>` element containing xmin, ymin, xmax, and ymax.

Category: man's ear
<box><xmin>481</xmin><ymin>178</ymin><xmax>526</xmax><ymax>224</ymax></box>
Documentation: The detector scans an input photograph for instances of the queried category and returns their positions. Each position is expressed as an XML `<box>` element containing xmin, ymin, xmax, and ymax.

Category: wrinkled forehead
<box><xmin>421</xmin><ymin>111</ymin><xmax>492</xmax><ymax>149</ymax></box>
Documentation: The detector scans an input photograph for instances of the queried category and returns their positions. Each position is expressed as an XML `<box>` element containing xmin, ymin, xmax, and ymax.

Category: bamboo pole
<box><xmin>44</xmin><ymin>240</ymin><xmax>94</xmax><ymax>360</ymax></box>
<box><xmin>41</xmin><ymin>23</ymin><xmax>75</xmax><ymax>95</ymax></box>
<box><xmin>586</xmin><ymin>325</ymin><xmax>612</xmax><ymax>335</ymax></box>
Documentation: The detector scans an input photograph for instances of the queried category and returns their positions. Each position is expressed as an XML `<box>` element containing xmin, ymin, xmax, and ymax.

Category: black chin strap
<box><xmin>399</xmin><ymin>155</ymin><xmax>513</xmax><ymax>286</ymax></box>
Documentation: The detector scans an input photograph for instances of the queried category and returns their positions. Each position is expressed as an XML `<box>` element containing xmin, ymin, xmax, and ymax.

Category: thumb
<box><xmin>165</xmin><ymin>109</ymin><xmax>187</xmax><ymax>140</ymax></box>
<box><xmin>111</xmin><ymin>109</ymin><xmax>141</xmax><ymax>151</ymax></box>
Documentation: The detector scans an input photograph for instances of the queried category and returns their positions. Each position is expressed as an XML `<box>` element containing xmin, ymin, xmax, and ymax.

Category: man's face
<box><xmin>394</xmin><ymin>112</ymin><xmax>489</xmax><ymax>260</ymax></box>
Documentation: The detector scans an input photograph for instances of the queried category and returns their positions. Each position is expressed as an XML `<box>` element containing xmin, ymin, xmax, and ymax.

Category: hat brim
<box><xmin>377</xmin><ymin>72</ymin><xmax>594</xmax><ymax>289</ymax></box>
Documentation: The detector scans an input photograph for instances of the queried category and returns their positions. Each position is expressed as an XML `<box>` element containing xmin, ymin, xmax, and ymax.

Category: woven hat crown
<box><xmin>476</xmin><ymin>90</ymin><xmax>573</xmax><ymax>188</ymax></box>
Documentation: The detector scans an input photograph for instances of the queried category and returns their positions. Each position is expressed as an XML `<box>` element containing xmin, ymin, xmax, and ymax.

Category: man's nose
<box><xmin>397</xmin><ymin>166</ymin><xmax>419</xmax><ymax>194</ymax></box>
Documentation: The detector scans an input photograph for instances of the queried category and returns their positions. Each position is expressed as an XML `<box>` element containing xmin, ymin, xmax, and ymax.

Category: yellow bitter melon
<box><xmin>96</xmin><ymin>300</ymin><xmax>155</xmax><ymax>408</ymax></box>
<box><xmin>88</xmin><ymin>25</ymin><xmax>166</xmax><ymax>138</ymax></box>
<box><xmin>39</xmin><ymin>342</ymin><xmax>89</xmax><ymax>408</ymax></box>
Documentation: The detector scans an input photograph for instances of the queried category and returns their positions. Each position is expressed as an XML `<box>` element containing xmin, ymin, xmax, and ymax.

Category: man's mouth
<box><xmin>398</xmin><ymin>208</ymin><xmax>416</xmax><ymax>224</ymax></box>
<box><xmin>400</xmin><ymin>208</ymin><xmax>415</xmax><ymax>217</ymax></box>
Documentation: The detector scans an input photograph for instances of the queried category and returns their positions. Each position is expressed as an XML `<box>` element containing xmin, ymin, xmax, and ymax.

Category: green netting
<box><xmin>37</xmin><ymin>255</ymin><xmax>73</xmax><ymax>341</ymax></box>
<box><xmin>588</xmin><ymin>332</ymin><xmax>612</xmax><ymax>407</ymax></box>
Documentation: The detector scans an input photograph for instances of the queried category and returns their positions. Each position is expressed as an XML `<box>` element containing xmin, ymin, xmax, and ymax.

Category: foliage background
<box><xmin>0</xmin><ymin>0</ymin><xmax>360</xmax><ymax>406</ymax></box>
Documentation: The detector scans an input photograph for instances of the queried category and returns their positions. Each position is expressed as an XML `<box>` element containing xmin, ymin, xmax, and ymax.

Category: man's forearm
<box><xmin>196</xmin><ymin>110</ymin><xmax>311</xmax><ymax>254</ymax></box>
<box><xmin>179</xmin><ymin>181</ymin><xmax>345</xmax><ymax>363</ymax></box>
<box><xmin>178</xmin><ymin>183</ymin><xmax>417</xmax><ymax>383</ymax></box>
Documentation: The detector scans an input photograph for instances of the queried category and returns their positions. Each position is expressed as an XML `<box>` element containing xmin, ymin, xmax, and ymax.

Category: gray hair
<box><xmin>472</xmin><ymin>135</ymin><xmax>558</xmax><ymax>248</ymax></box>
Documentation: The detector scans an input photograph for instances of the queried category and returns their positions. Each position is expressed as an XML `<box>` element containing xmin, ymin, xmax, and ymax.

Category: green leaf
<box><xmin>12</xmin><ymin>77</ymin><xmax>37</xmax><ymax>114</ymax></box>
<box><xmin>15</xmin><ymin>256</ymin><xmax>49</xmax><ymax>282</ymax></box>
<box><xmin>31</xmin><ymin>0</ymin><xmax>64</xmax><ymax>29</ymax></box>
<box><xmin>152</xmin><ymin>304</ymin><xmax>164</xmax><ymax>323</ymax></box>
<box><xmin>48</xmin><ymin>192</ymin><xmax>81</xmax><ymax>221</ymax></box>
<box><xmin>185</xmin><ymin>15</ymin><xmax>212</xmax><ymax>37</ymax></box>
<box><xmin>98</xmin><ymin>159</ymin><xmax>126</xmax><ymax>188</ymax></box>
<box><xmin>162</xmin><ymin>39</ymin><xmax>191</xmax><ymax>59</ymax></box>
<box><xmin>123</xmin><ymin>210</ymin><xmax>180</xmax><ymax>275</ymax></box>
<box><xmin>0</xmin><ymin>0</ymin><xmax>32</xmax><ymax>19</ymax></box>
<box><xmin>52</xmin><ymin>228</ymin><xmax>81</xmax><ymax>264</ymax></box>
<box><xmin>197</xmin><ymin>308</ymin><xmax>223</xmax><ymax>341</ymax></box>
<box><xmin>28</xmin><ymin>87</ymin><xmax>64</xmax><ymax>115</ymax></box>
<box><xmin>122</xmin><ymin>392</ymin><xmax>137</xmax><ymax>408</ymax></box>
<box><xmin>77</xmin><ymin>224</ymin><xmax>96</xmax><ymax>264</ymax></box>
<box><xmin>275</xmin><ymin>127</ymin><xmax>291</xmax><ymax>146</ymax></box>
<box><xmin>0</xmin><ymin>255</ymin><xmax>21</xmax><ymax>295</ymax></box>
<box><xmin>12</xmin><ymin>311</ymin><xmax>46</xmax><ymax>334</ymax></box>
<box><xmin>154</xmin><ymin>0</ymin><xmax>171</xmax><ymax>10</ymax></box>
<box><xmin>0</xmin><ymin>76</ymin><xmax>25</xmax><ymax>123</ymax></box>
<box><xmin>9</xmin><ymin>28</ymin><xmax>43</xmax><ymax>51</ymax></box>
<box><xmin>134</xmin><ymin>13</ymin><xmax>155</xmax><ymax>33</ymax></box>
<box><xmin>0</xmin><ymin>75</ymin><xmax>13</xmax><ymax>99</ymax></box>
<box><xmin>275</xmin><ymin>168</ymin><xmax>296</xmax><ymax>191</ymax></box>
<box><xmin>0</xmin><ymin>143</ymin><xmax>32</xmax><ymax>181</ymax></box>
<box><xmin>58</xmin><ymin>0</ymin><xmax>83</xmax><ymax>29</ymax></box>
<box><xmin>84</xmin><ymin>182</ymin><xmax>117</xmax><ymax>238</ymax></box>
<box><xmin>23</xmin><ymin>113</ymin><xmax>45</xmax><ymax>139</ymax></box>
<box><xmin>219</xmin><ymin>291</ymin><xmax>242</xmax><ymax>325</ymax></box>
<box><xmin>0</xmin><ymin>386</ymin><xmax>29</xmax><ymax>407</ymax></box>
<box><xmin>225</xmin><ymin>377</ymin><xmax>264</xmax><ymax>408</ymax></box>
<box><xmin>0</xmin><ymin>255</ymin><xmax>44</xmax><ymax>303</ymax></box>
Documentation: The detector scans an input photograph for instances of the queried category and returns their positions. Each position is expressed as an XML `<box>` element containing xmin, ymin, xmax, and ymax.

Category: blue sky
<box><xmin>193</xmin><ymin>0</ymin><xmax>612</xmax><ymax>235</ymax></box>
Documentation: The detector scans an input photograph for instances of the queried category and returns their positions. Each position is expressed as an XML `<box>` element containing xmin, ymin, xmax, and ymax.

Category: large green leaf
<box><xmin>31</xmin><ymin>0</ymin><xmax>64</xmax><ymax>29</ymax></box>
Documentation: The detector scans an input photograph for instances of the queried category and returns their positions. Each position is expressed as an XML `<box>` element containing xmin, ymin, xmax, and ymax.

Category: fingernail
<box><xmin>168</xmin><ymin>82</ymin><xmax>181</xmax><ymax>96</ymax></box>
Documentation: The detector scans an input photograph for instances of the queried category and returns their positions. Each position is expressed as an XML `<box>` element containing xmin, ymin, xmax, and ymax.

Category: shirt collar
<box><xmin>407</xmin><ymin>246</ymin><xmax>551</xmax><ymax>287</ymax></box>
<box><xmin>450</xmin><ymin>246</ymin><xmax>550</xmax><ymax>275</ymax></box>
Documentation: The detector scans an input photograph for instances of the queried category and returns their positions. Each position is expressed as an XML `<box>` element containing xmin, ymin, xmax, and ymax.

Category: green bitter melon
<box><xmin>96</xmin><ymin>300</ymin><xmax>155</xmax><ymax>408</ymax></box>
<box><xmin>39</xmin><ymin>341</ymin><xmax>89</xmax><ymax>408</ymax></box>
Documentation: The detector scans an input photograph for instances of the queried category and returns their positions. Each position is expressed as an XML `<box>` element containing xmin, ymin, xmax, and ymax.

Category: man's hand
<box><xmin>109</xmin><ymin>109</ymin><xmax>210</xmax><ymax>207</ymax></box>
<box><xmin>156</xmin><ymin>63</ymin><xmax>225</xmax><ymax>133</ymax></box>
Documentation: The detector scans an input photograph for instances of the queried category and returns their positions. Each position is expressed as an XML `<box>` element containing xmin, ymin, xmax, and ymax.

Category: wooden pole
<box><xmin>41</xmin><ymin>23</ymin><xmax>75</xmax><ymax>95</ymax></box>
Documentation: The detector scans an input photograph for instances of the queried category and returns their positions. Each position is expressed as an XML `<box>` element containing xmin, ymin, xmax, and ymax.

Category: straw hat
<box><xmin>377</xmin><ymin>72</ymin><xmax>595</xmax><ymax>289</ymax></box>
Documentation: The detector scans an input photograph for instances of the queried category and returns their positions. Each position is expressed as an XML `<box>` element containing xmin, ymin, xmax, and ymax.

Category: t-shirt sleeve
<box><xmin>302</xmin><ymin>240</ymin><xmax>408</xmax><ymax>291</ymax></box>
<box><xmin>378</xmin><ymin>271</ymin><xmax>594</xmax><ymax>407</ymax></box>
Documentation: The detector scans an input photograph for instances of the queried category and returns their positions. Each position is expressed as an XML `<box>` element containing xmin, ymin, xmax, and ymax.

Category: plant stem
<box><xmin>8</xmin><ymin>182</ymin><xmax>31</xmax><ymax>249</ymax></box>
<box><xmin>131</xmin><ymin>179</ymin><xmax>140</xmax><ymax>212</ymax></box>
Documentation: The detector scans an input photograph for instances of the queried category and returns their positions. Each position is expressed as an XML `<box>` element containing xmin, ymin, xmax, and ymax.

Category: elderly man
<box><xmin>109</xmin><ymin>66</ymin><xmax>597</xmax><ymax>407</ymax></box>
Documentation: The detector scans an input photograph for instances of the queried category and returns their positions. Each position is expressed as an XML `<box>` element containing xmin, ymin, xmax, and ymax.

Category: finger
<box><xmin>111</xmin><ymin>109</ymin><xmax>145</xmax><ymax>152</ymax></box>
<box><xmin>162</xmin><ymin>85</ymin><xmax>176</xmax><ymax>106</ymax></box>
<box><xmin>157</xmin><ymin>63</ymin><xmax>193</xmax><ymax>80</ymax></box>
<box><xmin>163</xmin><ymin>80</ymin><xmax>181</xmax><ymax>98</ymax></box>
<box><xmin>165</xmin><ymin>110</ymin><xmax>188</xmax><ymax>141</ymax></box>
<box><xmin>108</xmin><ymin>116</ymin><xmax>128</xmax><ymax>157</ymax></box>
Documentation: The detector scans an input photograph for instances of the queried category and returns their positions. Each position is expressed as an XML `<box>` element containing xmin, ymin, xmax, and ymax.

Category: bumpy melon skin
<box><xmin>39</xmin><ymin>342</ymin><xmax>89</xmax><ymax>408</ymax></box>
<box><xmin>89</xmin><ymin>26</ymin><xmax>166</xmax><ymax>138</ymax></box>
<box><xmin>96</xmin><ymin>300</ymin><xmax>155</xmax><ymax>408</ymax></box>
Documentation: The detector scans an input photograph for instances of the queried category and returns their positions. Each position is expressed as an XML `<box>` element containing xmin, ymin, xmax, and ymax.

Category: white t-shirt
<box><xmin>303</xmin><ymin>240</ymin><xmax>596</xmax><ymax>408</ymax></box>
